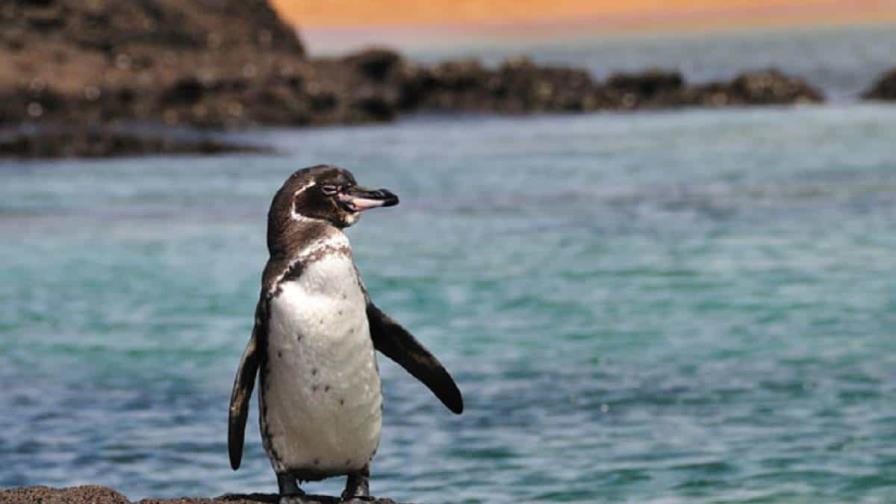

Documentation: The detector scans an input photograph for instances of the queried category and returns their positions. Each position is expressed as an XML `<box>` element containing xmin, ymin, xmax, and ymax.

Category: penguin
<box><xmin>228</xmin><ymin>165</ymin><xmax>463</xmax><ymax>502</ymax></box>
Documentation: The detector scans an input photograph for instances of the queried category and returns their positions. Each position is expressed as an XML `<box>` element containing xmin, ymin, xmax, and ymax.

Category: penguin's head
<box><xmin>274</xmin><ymin>165</ymin><xmax>399</xmax><ymax>230</ymax></box>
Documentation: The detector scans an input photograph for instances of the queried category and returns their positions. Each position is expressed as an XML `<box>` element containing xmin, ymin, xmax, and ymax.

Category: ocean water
<box><xmin>3</xmin><ymin>103</ymin><xmax>896</xmax><ymax>503</ymax></box>
<box><xmin>3</xmin><ymin>29</ymin><xmax>896</xmax><ymax>503</ymax></box>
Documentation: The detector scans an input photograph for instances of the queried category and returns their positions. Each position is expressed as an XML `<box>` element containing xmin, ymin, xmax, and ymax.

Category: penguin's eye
<box><xmin>321</xmin><ymin>185</ymin><xmax>339</xmax><ymax>196</ymax></box>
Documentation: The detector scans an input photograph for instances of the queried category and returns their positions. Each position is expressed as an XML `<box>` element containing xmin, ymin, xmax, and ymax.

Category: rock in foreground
<box><xmin>0</xmin><ymin>486</ymin><xmax>407</xmax><ymax>504</ymax></box>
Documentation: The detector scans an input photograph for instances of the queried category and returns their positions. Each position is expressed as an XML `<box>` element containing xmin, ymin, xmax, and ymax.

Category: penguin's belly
<box><xmin>261</xmin><ymin>255</ymin><xmax>382</xmax><ymax>478</ymax></box>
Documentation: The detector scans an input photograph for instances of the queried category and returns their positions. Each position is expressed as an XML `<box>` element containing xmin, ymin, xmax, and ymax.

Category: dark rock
<box><xmin>405</xmin><ymin>56</ymin><xmax>600</xmax><ymax>113</ymax></box>
<box><xmin>863</xmin><ymin>68</ymin><xmax>896</xmax><ymax>100</ymax></box>
<box><xmin>606</xmin><ymin>69</ymin><xmax>685</xmax><ymax>98</ymax></box>
<box><xmin>597</xmin><ymin>68</ymin><xmax>823</xmax><ymax>109</ymax></box>
<box><xmin>0</xmin><ymin>0</ymin><xmax>832</xmax><ymax>157</ymax></box>
<box><xmin>600</xmin><ymin>69</ymin><xmax>684</xmax><ymax>109</ymax></box>
<box><xmin>308</xmin><ymin>90</ymin><xmax>338</xmax><ymax>113</ymax></box>
<box><xmin>3</xmin><ymin>0</ymin><xmax>303</xmax><ymax>54</ymax></box>
<box><xmin>0</xmin><ymin>485</ymin><xmax>130</xmax><ymax>504</ymax></box>
<box><xmin>164</xmin><ymin>78</ymin><xmax>205</xmax><ymax>105</ymax></box>
<box><xmin>727</xmin><ymin>69</ymin><xmax>823</xmax><ymax>104</ymax></box>
<box><xmin>493</xmin><ymin>57</ymin><xmax>597</xmax><ymax>112</ymax></box>
<box><xmin>344</xmin><ymin>48</ymin><xmax>404</xmax><ymax>82</ymax></box>
<box><xmin>0</xmin><ymin>0</ymin><xmax>309</xmax><ymax>130</ymax></box>
<box><xmin>0</xmin><ymin>127</ymin><xmax>271</xmax><ymax>158</ymax></box>
<box><xmin>686</xmin><ymin>69</ymin><xmax>824</xmax><ymax>106</ymax></box>
<box><xmin>0</xmin><ymin>486</ymin><xmax>407</xmax><ymax>504</ymax></box>
<box><xmin>352</xmin><ymin>94</ymin><xmax>398</xmax><ymax>121</ymax></box>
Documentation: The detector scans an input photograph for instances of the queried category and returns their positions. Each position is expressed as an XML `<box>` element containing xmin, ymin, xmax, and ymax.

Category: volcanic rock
<box><xmin>0</xmin><ymin>486</ymin><xmax>407</xmax><ymax>504</ymax></box>
<box><xmin>863</xmin><ymin>68</ymin><xmax>896</xmax><ymax>100</ymax></box>
<box><xmin>689</xmin><ymin>69</ymin><xmax>824</xmax><ymax>106</ymax></box>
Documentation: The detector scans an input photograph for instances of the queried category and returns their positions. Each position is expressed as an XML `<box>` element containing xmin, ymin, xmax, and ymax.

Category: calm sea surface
<box><xmin>2</xmin><ymin>29</ymin><xmax>896</xmax><ymax>503</ymax></box>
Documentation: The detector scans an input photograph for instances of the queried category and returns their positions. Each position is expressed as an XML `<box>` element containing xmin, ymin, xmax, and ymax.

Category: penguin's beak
<box><xmin>338</xmin><ymin>186</ymin><xmax>399</xmax><ymax>212</ymax></box>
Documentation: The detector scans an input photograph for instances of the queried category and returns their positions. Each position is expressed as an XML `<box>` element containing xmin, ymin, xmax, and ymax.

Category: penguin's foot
<box><xmin>277</xmin><ymin>473</ymin><xmax>306</xmax><ymax>504</ymax></box>
<box><xmin>341</xmin><ymin>467</ymin><xmax>372</xmax><ymax>502</ymax></box>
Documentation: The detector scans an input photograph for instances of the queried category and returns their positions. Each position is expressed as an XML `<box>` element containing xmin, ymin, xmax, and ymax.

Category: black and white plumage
<box><xmin>228</xmin><ymin>165</ymin><xmax>463</xmax><ymax>502</ymax></box>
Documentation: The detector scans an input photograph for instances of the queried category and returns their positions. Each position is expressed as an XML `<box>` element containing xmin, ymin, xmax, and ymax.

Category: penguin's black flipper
<box><xmin>228</xmin><ymin>296</ymin><xmax>267</xmax><ymax>470</ymax></box>
<box><xmin>367</xmin><ymin>302</ymin><xmax>464</xmax><ymax>414</ymax></box>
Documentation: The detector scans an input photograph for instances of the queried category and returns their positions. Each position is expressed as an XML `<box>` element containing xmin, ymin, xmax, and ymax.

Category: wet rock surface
<box><xmin>1</xmin><ymin>0</ymin><xmax>827</xmax><ymax>158</ymax></box>
<box><xmin>863</xmin><ymin>68</ymin><xmax>896</xmax><ymax>100</ymax></box>
<box><xmin>0</xmin><ymin>486</ymin><xmax>406</xmax><ymax>504</ymax></box>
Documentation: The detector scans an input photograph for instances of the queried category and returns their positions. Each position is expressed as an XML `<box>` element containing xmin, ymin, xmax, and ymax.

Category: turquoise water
<box><xmin>2</xmin><ymin>103</ymin><xmax>896</xmax><ymax>503</ymax></box>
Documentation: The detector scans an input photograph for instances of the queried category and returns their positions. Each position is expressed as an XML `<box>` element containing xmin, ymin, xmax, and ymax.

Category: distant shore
<box><xmin>2</xmin><ymin>0</ymin><xmax>895</xmax><ymax>159</ymax></box>
<box><xmin>0</xmin><ymin>485</ymin><xmax>407</xmax><ymax>504</ymax></box>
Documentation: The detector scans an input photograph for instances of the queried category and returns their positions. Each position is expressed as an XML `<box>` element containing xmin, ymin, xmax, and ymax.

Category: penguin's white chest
<box><xmin>261</xmin><ymin>253</ymin><xmax>382</xmax><ymax>477</ymax></box>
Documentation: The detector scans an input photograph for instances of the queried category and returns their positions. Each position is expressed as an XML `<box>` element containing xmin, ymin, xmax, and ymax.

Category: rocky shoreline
<box><xmin>0</xmin><ymin>126</ymin><xmax>270</xmax><ymax>158</ymax></box>
<box><xmin>0</xmin><ymin>486</ymin><xmax>407</xmax><ymax>504</ymax></box>
<box><xmin>1</xmin><ymin>0</ymin><xmax>894</xmax><ymax>158</ymax></box>
<box><xmin>863</xmin><ymin>68</ymin><xmax>896</xmax><ymax>100</ymax></box>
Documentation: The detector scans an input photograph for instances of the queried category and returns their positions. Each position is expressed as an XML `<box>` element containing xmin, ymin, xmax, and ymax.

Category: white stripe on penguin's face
<box><xmin>291</xmin><ymin>181</ymin><xmax>318</xmax><ymax>222</ymax></box>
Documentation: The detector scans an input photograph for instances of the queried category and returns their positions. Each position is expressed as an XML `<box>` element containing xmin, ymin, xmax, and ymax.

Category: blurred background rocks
<box><xmin>0</xmin><ymin>0</ymin><xmax>845</xmax><ymax>157</ymax></box>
